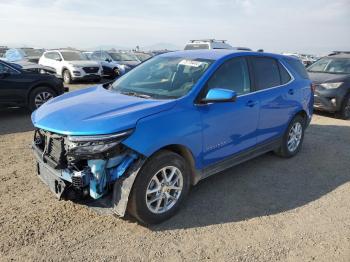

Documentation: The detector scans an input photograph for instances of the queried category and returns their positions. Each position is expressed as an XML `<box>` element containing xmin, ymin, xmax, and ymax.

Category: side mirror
<box><xmin>54</xmin><ymin>57</ymin><xmax>62</xmax><ymax>61</ymax></box>
<box><xmin>0</xmin><ymin>72</ymin><xmax>10</xmax><ymax>79</ymax></box>
<box><xmin>202</xmin><ymin>88</ymin><xmax>237</xmax><ymax>103</ymax></box>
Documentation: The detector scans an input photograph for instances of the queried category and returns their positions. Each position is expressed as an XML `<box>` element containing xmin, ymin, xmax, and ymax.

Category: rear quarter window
<box><xmin>278</xmin><ymin>62</ymin><xmax>292</xmax><ymax>84</ymax></box>
<box><xmin>284</xmin><ymin>57</ymin><xmax>309</xmax><ymax>79</ymax></box>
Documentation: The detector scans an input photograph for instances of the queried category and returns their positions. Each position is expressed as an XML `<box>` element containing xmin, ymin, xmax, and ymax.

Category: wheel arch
<box><xmin>295</xmin><ymin>109</ymin><xmax>307</xmax><ymax>122</ymax></box>
<box><xmin>61</xmin><ymin>66</ymin><xmax>70</xmax><ymax>76</ymax></box>
<box><xmin>26</xmin><ymin>83</ymin><xmax>57</xmax><ymax>104</ymax></box>
<box><xmin>151</xmin><ymin>144</ymin><xmax>199</xmax><ymax>185</ymax></box>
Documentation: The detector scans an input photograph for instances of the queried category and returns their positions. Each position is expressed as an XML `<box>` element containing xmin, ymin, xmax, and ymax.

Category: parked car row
<box><xmin>1</xmin><ymin>41</ymin><xmax>349</xmax><ymax>119</ymax></box>
<box><xmin>1</xmin><ymin>47</ymin><xmax>153</xmax><ymax>84</ymax></box>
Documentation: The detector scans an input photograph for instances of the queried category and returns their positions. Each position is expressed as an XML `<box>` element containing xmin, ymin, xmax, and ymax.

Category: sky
<box><xmin>0</xmin><ymin>0</ymin><xmax>349</xmax><ymax>54</ymax></box>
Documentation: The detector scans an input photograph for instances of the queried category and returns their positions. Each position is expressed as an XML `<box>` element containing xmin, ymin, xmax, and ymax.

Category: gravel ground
<box><xmin>0</xmin><ymin>86</ymin><xmax>349</xmax><ymax>261</ymax></box>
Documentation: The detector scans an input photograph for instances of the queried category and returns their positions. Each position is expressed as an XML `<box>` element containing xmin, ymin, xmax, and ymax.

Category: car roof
<box><xmin>160</xmin><ymin>49</ymin><xmax>285</xmax><ymax>61</ymax></box>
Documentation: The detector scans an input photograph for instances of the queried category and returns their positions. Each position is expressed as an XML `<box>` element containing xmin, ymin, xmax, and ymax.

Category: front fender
<box><xmin>123</xmin><ymin>104</ymin><xmax>204</xmax><ymax>169</ymax></box>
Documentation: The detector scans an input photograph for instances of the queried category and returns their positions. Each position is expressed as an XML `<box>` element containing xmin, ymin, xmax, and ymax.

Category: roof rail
<box><xmin>189</xmin><ymin>39</ymin><xmax>227</xmax><ymax>43</ymax></box>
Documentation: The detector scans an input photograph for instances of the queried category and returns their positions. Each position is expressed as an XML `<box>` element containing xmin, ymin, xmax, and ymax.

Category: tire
<box><xmin>127</xmin><ymin>150</ymin><xmax>190</xmax><ymax>225</ymax></box>
<box><xmin>28</xmin><ymin>86</ymin><xmax>56</xmax><ymax>111</ymax></box>
<box><xmin>336</xmin><ymin>94</ymin><xmax>350</xmax><ymax>120</ymax></box>
<box><xmin>275</xmin><ymin>115</ymin><xmax>306</xmax><ymax>158</ymax></box>
<box><xmin>63</xmin><ymin>69</ymin><xmax>72</xmax><ymax>84</ymax></box>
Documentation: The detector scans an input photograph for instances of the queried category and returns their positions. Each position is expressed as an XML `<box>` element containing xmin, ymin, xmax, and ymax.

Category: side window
<box><xmin>44</xmin><ymin>52</ymin><xmax>53</xmax><ymax>60</ymax></box>
<box><xmin>52</xmin><ymin>52</ymin><xmax>61</xmax><ymax>61</ymax></box>
<box><xmin>206</xmin><ymin>57</ymin><xmax>251</xmax><ymax>95</ymax></box>
<box><xmin>278</xmin><ymin>62</ymin><xmax>292</xmax><ymax>84</ymax></box>
<box><xmin>251</xmin><ymin>57</ymin><xmax>281</xmax><ymax>90</ymax></box>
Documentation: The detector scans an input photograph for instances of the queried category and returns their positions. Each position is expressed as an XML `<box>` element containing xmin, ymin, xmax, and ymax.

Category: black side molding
<box><xmin>199</xmin><ymin>137</ymin><xmax>282</xmax><ymax>180</ymax></box>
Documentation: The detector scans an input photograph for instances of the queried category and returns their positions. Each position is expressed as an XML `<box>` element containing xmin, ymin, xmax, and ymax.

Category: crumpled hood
<box><xmin>308</xmin><ymin>72</ymin><xmax>349</xmax><ymax>84</ymax></box>
<box><xmin>32</xmin><ymin>86</ymin><xmax>176</xmax><ymax>135</ymax></box>
<box><xmin>68</xmin><ymin>60</ymin><xmax>100</xmax><ymax>67</ymax></box>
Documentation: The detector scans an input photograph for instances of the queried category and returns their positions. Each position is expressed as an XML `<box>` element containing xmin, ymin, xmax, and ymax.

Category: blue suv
<box><xmin>32</xmin><ymin>50</ymin><xmax>313</xmax><ymax>224</ymax></box>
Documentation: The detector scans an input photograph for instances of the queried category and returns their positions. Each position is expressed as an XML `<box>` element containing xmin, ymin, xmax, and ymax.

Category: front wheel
<box><xmin>127</xmin><ymin>150</ymin><xmax>190</xmax><ymax>225</ymax></box>
<box><xmin>275</xmin><ymin>115</ymin><xmax>305</xmax><ymax>158</ymax></box>
<box><xmin>63</xmin><ymin>69</ymin><xmax>72</xmax><ymax>84</ymax></box>
<box><xmin>336</xmin><ymin>94</ymin><xmax>350</xmax><ymax>120</ymax></box>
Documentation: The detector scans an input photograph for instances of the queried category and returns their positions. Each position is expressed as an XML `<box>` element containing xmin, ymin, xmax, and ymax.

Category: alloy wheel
<box><xmin>145</xmin><ymin>166</ymin><xmax>183</xmax><ymax>214</ymax></box>
<box><xmin>34</xmin><ymin>91</ymin><xmax>53</xmax><ymax>108</ymax></box>
<box><xmin>287</xmin><ymin>122</ymin><xmax>303</xmax><ymax>152</ymax></box>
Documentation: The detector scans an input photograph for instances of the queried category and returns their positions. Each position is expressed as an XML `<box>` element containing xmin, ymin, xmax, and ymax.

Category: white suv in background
<box><xmin>39</xmin><ymin>50</ymin><xmax>102</xmax><ymax>84</ymax></box>
<box><xmin>184</xmin><ymin>39</ymin><xmax>234</xmax><ymax>50</ymax></box>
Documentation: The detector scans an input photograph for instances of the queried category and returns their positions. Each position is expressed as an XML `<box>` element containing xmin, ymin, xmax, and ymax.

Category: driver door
<box><xmin>198</xmin><ymin>57</ymin><xmax>259</xmax><ymax>167</ymax></box>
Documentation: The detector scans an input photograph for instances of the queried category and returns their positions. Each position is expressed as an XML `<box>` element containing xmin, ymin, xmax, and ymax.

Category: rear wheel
<box><xmin>28</xmin><ymin>86</ymin><xmax>56</xmax><ymax>111</ymax></box>
<box><xmin>336</xmin><ymin>94</ymin><xmax>350</xmax><ymax>120</ymax></box>
<box><xmin>275</xmin><ymin>115</ymin><xmax>305</xmax><ymax>158</ymax></box>
<box><xmin>128</xmin><ymin>150</ymin><xmax>190</xmax><ymax>225</ymax></box>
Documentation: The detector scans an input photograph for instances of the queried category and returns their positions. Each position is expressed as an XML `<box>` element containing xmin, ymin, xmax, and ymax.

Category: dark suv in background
<box><xmin>0</xmin><ymin>60</ymin><xmax>66</xmax><ymax>111</ymax></box>
<box><xmin>308</xmin><ymin>52</ymin><xmax>350</xmax><ymax>119</ymax></box>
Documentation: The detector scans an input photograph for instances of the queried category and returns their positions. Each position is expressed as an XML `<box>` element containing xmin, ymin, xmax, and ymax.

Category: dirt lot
<box><xmin>0</xmin><ymin>85</ymin><xmax>349</xmax><ymax>261</ymax></box>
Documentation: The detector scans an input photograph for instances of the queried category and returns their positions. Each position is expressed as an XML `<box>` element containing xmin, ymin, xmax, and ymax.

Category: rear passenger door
<box><xmin>249</xmin><ymin>56</ymin><xmax>298</xmax><ymax>144</ymax></box>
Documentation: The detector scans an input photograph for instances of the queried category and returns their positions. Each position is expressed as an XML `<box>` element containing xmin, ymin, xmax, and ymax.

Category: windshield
<box><xmin>61</xmin><ymin>51</ymin><xmax>86</xmax><ymax>61</ymax></box>
<box><xmin>21</xmin><ymin>48</ymin><xmax>44</xmax><ymax>57</ymax></box>
<box><xmin>112</xmin><ymin>56</ymin><xmax>213</xmax><ymax>99</ymax></box>
<box><xmin>184</xmin><ymin>44</ymin><xmax>209</xmax><ymax>50</ymax></box>
<box><xmin>109</xmin><ymin>52</ymin><xmax>139</xmax><ymax>62</ymax></box>
<box><xmin>308</xmin><ymin>57</ymin><xmax>350</xmax><ymax>74</ymax></box>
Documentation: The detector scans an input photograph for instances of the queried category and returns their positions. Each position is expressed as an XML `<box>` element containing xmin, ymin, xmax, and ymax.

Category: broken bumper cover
<box><xmin>32</xmin><ymin>142</ymin><xmax>145</xmax><ymax>217</ymax></box>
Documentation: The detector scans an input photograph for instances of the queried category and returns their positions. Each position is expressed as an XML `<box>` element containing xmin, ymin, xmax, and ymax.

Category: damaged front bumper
<box><xmin>32</xmin><ymin>129</ymin><xmax>145</xmax><ymax>217</ymax></box>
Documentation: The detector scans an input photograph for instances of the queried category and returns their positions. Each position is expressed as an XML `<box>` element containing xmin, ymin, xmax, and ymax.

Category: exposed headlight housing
<box><xmin>67</xmin><ymin>130</ymin><xmax>133</xmax><ymax>155</ymax></box>
<box><xmin>320</xmin><ymin>82</ymin><xmax>343</xmax><ymax>89</ymax></box>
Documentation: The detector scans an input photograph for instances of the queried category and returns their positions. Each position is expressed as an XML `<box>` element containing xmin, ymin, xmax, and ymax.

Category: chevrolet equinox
<box><xmin>32</xmin><ymin>50</ymin><xmax>313</xmax><ymax>224</ymax></box>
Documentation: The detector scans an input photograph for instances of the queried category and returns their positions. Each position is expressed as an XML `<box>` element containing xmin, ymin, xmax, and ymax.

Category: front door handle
<box><xmin>288</xmin><ymin>89</ymin><xmax>294</xmax><ymax>95</ymax></box>
<box><xmin>246</xmin><ymin>100</ymin><xmax>257</xmax><ymax>107</ymax></box>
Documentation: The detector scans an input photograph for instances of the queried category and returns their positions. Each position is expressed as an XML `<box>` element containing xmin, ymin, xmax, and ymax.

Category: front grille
<box><xmin>83</xmin><ymin>67</ymin><xmax>99</xmax><ymax>73</ymax></box>
<box><xmin>47</xmin><ymin>137</ymin><xmax>65</xmax><ymax>165</ymax></box>
<box><xmin>35</xmin><ymin>130</ymin><xmax>67</xmax><ymax>169</ymax></box>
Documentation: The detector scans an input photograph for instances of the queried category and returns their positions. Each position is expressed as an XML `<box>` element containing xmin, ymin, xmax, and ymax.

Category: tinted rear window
<box><xmin>285</xmin><ymin>58</ymin><xmax>309</xmax><ymax>79</ymax></box>
<box><xmin>251</xmin><ymin>57</ymin><xmax>281</xmax><ymax>90</ymax></box>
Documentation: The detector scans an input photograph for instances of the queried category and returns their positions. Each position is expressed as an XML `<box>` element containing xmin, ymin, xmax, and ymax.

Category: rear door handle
<box><xmin>288</xmin><ymin>89</ymin><xmax>294</xmax><ymax>95</ymax></box>
<box><xmin>246</xmin><ymin>100</ymin><xmax>258</xmax><ymax>107</ymax></box>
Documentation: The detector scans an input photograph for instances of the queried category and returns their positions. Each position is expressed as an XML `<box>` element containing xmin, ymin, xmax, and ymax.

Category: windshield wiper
<box><xmin>120</xmin><ymin>91</ymin><xmax>151</xmax><ymax>99</ymax></box>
